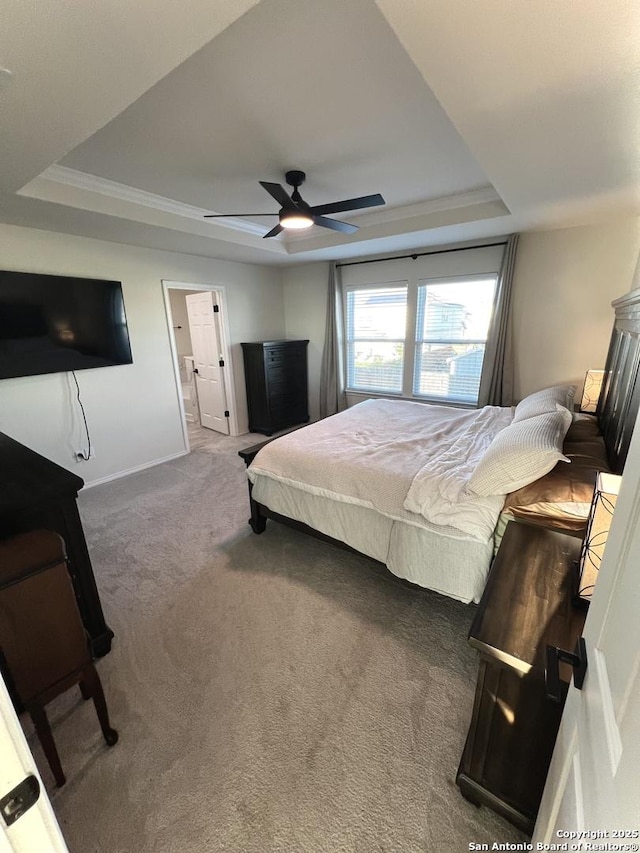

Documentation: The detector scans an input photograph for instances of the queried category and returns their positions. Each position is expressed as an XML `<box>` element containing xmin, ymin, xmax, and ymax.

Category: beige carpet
<box><xmin>31</xmin><ymin>427</ymin><xmax>526</xmax><ymax>852</ymax></box>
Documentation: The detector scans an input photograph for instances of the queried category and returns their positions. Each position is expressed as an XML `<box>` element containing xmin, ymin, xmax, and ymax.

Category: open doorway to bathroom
<box><xmin>162</xmin><ymin>281</ymin><xmax>239</xmax><ymax>452</ymax></box>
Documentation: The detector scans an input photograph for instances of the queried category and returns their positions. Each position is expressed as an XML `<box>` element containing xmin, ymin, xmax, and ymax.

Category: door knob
<box><xmin>0</xmin><ymin>775</ymin><xmax>41</xmax><ymax>827</ymax></box>
<box><xmin>545</xmin><ymin>637</ymin><xmax>588</xmax><ymax>703</ymax></box>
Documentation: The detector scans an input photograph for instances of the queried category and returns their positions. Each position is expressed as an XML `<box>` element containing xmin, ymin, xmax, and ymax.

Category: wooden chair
<box><xmin>0</xmin><ymin>529</ymin><xmax>118</xmax><ymax>786</ymax></box>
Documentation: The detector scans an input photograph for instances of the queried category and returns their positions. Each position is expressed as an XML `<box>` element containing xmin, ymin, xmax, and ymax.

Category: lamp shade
<box><xmin>580</xmin><ymin>369</ymin><xmax>605</xmax><ymax>413</ymax></box>
<box><xmin>575</xmin><ymin>471</ymin><xmax>621</xmax><ymax>606</ymax></box>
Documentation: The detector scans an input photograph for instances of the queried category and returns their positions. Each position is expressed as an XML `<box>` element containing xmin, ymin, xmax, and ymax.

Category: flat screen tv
<box><xmin>0</xmin><ymin>270</ymin><xmax>133</xmax><ymax>380</ymax></box>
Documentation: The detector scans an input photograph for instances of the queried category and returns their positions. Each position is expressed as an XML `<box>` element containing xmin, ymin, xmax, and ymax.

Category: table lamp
<box><xmin>575</xmin><ymin>471</ymin><xmax>622</xmax><ymax>607</ymax></box>
<box><xmin>579</xmin><ymin>369</ymin><xmax>605</xmax><ymax>413</ymax></box>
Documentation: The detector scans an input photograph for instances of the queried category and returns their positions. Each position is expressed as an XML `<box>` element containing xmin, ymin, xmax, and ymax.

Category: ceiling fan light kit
<box><xmin>279</xmin><ymin>211</ymin><xmax>313</xmax><ymax>230</ymax></box>
<box><xmin>204</xmin><ymin>169</ymin><xmax>385</xmax><ymax>239</ymax></box>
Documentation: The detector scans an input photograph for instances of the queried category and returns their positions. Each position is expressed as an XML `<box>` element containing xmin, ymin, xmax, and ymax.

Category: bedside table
<box><xmin>456</xmin><ymin>521</ymin><xmax>585</xmax><ymax>835</ymax></box>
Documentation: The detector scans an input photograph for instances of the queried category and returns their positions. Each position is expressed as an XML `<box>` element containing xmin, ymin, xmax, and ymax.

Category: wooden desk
<box><xmin>0</xmin><ymin>431</ymin><xmax>113</xmax><ymax>658</ymax></box>
<box><xmin>456</xmin><ymin>521</ymin><xmax>585</xmax><ymax>834</ymax></box>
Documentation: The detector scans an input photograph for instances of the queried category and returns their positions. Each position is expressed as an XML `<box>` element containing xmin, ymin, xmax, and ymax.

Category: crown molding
<box><xmin>366</xmin><ymin>186</ymin><xmax>503</xmax><ymax>224</ymax></box>
<box><xmin>37</xmin><ymin>165</ymin><xmax>269</xmax><ymax>238</ymax></box>
<box><xmin>28</xmin><ymin>167</ymin><xmax>505</xmax><ymax>252</ymax></box>
<box><xmin>283</xmin><ymin>186</ymin><xmax>504</xmax><ymax>243</ymax></box>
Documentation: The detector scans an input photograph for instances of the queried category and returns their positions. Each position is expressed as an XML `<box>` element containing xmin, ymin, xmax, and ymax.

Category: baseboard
<box><xmin>81</xmin><ymin>450</ymin><xmax>190</xmax><ymax>489</ymax></box>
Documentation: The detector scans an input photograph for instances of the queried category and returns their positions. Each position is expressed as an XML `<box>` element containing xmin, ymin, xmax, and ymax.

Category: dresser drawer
<box><xmin>265</xmin><ymin>343</ymin><xmax>307</xmax><ymax>362</ymax></box>
<box><xmin>264</xmin><ymin>346</ymin><xmax>288</xmax><ymax>364</ymax></box>
<box><xmin>267</xmin><ymin>365</ymin><xmax>306</xmax><ymax>388</ymax></box>
<box><xmin>270</xmin><ymin>388</ymin><xmax>307</xmax><ymax>411</ymax></box>
<box><xmin>270</xmin><ymin>401</ymin><xmax>309</xmax><ymax>429</ymax></box>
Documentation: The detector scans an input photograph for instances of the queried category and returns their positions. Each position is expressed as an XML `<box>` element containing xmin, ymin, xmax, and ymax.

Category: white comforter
<box><xmin>248</xmin><ymin>399</ymin><xmax>513</xmax><ymax>542</ymax></box>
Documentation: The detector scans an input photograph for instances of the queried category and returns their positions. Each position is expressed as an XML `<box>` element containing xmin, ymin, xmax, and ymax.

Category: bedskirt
<box><xmin>251</xmin><ymin>474</ymin><xmax>494</xmax><ymax>604</ymax></box>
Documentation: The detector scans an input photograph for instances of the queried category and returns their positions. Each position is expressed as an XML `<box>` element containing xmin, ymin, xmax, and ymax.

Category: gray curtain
<box><xmin>319</xmin><ymin>261</ymin><xmax>347</xmax><ymax>418</ymax></box>
<box><xmin>478</xmin><ymin>234</ymin><xmax>519</xmax><ymax>407</ymax></box>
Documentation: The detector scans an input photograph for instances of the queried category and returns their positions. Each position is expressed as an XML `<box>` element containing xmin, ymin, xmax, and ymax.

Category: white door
<box><xmin>186</xmin><ymin>292</ymin><xmax>229</xmax><ymax>435</ymax></box>
<box><xmin>534</xmin><ymin>416</ymin><xmax>640</xmax><ymax>840</ymax></box>
<box><xmin>0</xmin><ymin>673</ymin><xmax>68</xmax><ymax>852</ymax></box>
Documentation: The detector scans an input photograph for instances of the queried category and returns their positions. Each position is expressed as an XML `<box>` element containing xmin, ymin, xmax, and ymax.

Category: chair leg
<box><xmin>29</xmin><ymin>705</ymin><xmax>66</xmax><ymax>787</ymax></box>
<box><xmin>79</xmin><ymin>680</ymin><xmax>91</xmax><ymax>701</ymax></box>
<box><xmin>81</xmin><ymin>664</ymin><xmax>118</xmax><ymax>747</ymax></box>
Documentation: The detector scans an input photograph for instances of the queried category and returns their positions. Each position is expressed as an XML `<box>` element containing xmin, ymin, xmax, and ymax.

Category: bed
<box><xmin>239</xmin><ymin>288</ymin><xmax>640</xmax><ymax>604</ymax></box>
<box><xmin>245</xmin><ymin>399</ymin><xmax>514</xmax><ymax>603</ymax></box>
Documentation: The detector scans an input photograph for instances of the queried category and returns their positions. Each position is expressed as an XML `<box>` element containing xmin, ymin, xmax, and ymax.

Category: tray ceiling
<box><xmin>1</xmin><ymin>0</ymin><xmax>638</xmax><ymax>264</ymax></box>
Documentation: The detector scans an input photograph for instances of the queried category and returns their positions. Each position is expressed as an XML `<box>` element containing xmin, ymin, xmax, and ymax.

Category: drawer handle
<box><xmin>545</xmin><ymin>637</ymin><xmax>588</xmax><ymax>703</ymax></box>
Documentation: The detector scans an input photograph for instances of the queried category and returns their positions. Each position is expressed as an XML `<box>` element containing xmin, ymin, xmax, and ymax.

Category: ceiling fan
<box><xmin>204</xmin><ymin>170</ymin><xmax>385</xmax><ymax>239</ymax></box>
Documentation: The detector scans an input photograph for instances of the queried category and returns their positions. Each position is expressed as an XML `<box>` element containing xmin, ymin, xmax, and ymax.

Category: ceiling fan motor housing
<box><xmin>285</xmin><ymin>170</ymin><xmax>306</xmax><ymax>189</ymax></box>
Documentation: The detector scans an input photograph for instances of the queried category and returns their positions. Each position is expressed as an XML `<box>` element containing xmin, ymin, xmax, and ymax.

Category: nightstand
<box><xmin>456</xmin><ymin>521</ymin><xmax>585</xmax><ymax>835</ymax></box>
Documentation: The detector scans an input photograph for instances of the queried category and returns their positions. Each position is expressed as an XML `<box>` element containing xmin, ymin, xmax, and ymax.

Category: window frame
<box><xmin>343</xmin><ymin>272</ymin><xmax>498</xmax><ymax>406</ymax></box>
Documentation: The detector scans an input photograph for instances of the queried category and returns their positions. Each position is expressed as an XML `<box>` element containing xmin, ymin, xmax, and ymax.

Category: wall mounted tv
<box><xmin>0</xmin><ymin>270</ymin><xmax>133</xmax><ymax>380</ymax></box>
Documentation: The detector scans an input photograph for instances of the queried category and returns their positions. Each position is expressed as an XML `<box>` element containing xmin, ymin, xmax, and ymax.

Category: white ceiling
<box><xmin>1</xmin><ymin>0</ymin><xmax>639</xmax><ymax>265</ymax></box>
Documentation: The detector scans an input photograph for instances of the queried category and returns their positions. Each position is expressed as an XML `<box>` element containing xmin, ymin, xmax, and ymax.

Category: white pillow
<box><xmin>468</xmin><ymin>408</ymin><xmax>572</xmax><ymax>496</ymax></box>
<box><xmin>512</xmin><ymin>385</ymin><xmax>575</xmax><ymax>423</ymax></box>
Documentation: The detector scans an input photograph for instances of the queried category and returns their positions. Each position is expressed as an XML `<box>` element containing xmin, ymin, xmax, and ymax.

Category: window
<box><xmin>345</xmin><ymin>285</ymin><xmax>407</xmax><ymax>394</ymax></box>
<box><xmin>344</xmin><ymin>274</ymin><xmax>497</xmax><ymax>405</ymax></box>
<box><xmin>414</xmin><ymin>278</ymin><xmax>497</xmax><ymax>403</ymax></box>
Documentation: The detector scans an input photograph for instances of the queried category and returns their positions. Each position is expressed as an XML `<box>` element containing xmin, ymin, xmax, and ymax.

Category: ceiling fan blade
<box><xmin>259</xmin><ymin>181</ymin><xmax>294</xmax><ymax>208</ymax></box>
<box><xmin>310</xmin><ymin>193</ymin><xmax>385</xmax><ymax>217</ymax></box>
<box><xmin>204</xmin><ymin>213</ymin><xmax>278</xmax><ymax>218</ymax></box>
<box><xmin>263</xmin><ymin>223</ymin><xmax>284</xmax><ymax>239</ymax></box>
<box><xmin>312</xmin><ymin>215</ymin><xmax>358</xmax><ymax>234</ymax></box>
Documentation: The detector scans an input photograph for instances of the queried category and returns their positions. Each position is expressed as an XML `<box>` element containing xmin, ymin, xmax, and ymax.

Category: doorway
<box><xmin>162</xmin><ymin>281</ymin><xmax>239</xmax><ymax>450</ymax></box>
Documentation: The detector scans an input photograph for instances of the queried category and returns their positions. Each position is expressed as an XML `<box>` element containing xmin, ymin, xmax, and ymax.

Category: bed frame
<box><xmin>239</xmin><ymin>287</ymin><xmax>640</xmax><ymax>555</ymax></box>
<box><xmin>598</xmin><ymin>288</ymin><xmax>640</xmax><ymax>473</ymax></box>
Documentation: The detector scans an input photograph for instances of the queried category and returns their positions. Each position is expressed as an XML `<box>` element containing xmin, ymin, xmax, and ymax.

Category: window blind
<box><xmin>413</xmin><ymin>278</ymin><xmax>496</xmax><ymax>403</ymax></box>
<box><xmin>346</xmin><ymin>285</ymin><xmax>407</xmax><ymax>394</ymax></box>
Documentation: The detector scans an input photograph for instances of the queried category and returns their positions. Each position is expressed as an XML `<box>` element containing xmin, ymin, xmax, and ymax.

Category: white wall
<box><xmin>0</xmin><ymin>224</ymin><xmax>284</xmax><ymax>484</ymax></box>
<box><xmin>512</xmin><ymin>218</ymin><xmax>640</xmax><ymax>399</ymax></box>
<box><xmin>281</xmin><ymin>219</ymin><xmax>640</xmax><ymax>410</ymax></box>
<box><xmin>282</xmin><ymin>262</ymin><xmax>329</xmax><ymax>422</ymax></box>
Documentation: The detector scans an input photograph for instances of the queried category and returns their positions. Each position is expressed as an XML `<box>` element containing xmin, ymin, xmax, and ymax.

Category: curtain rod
<box><xmin>335</xmin><ymin>240</ymin><xmax>508</xmax><ymax>269</ymax></box>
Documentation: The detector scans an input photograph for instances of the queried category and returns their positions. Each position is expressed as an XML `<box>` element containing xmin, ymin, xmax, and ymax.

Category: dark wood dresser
<box><xmin>457</xmin><ymin>521</ymin><xmax>585</xmax><ymax>834</ymax></box>
<box><xmin>241</xmin><ymin>339</ymin><xmax>309</xmax><ymax>435</ymax></box>
<box><xmin>0</xmin><ymin>431</ymin><xmax>113</xmax><ymax>659</ymax></box>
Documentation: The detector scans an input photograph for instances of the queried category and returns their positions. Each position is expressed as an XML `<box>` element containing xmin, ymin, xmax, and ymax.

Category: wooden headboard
<box><xmin>598</xmin><ymin>287</ymin><xmax>640</xmax><ymax>473</ymax></box>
